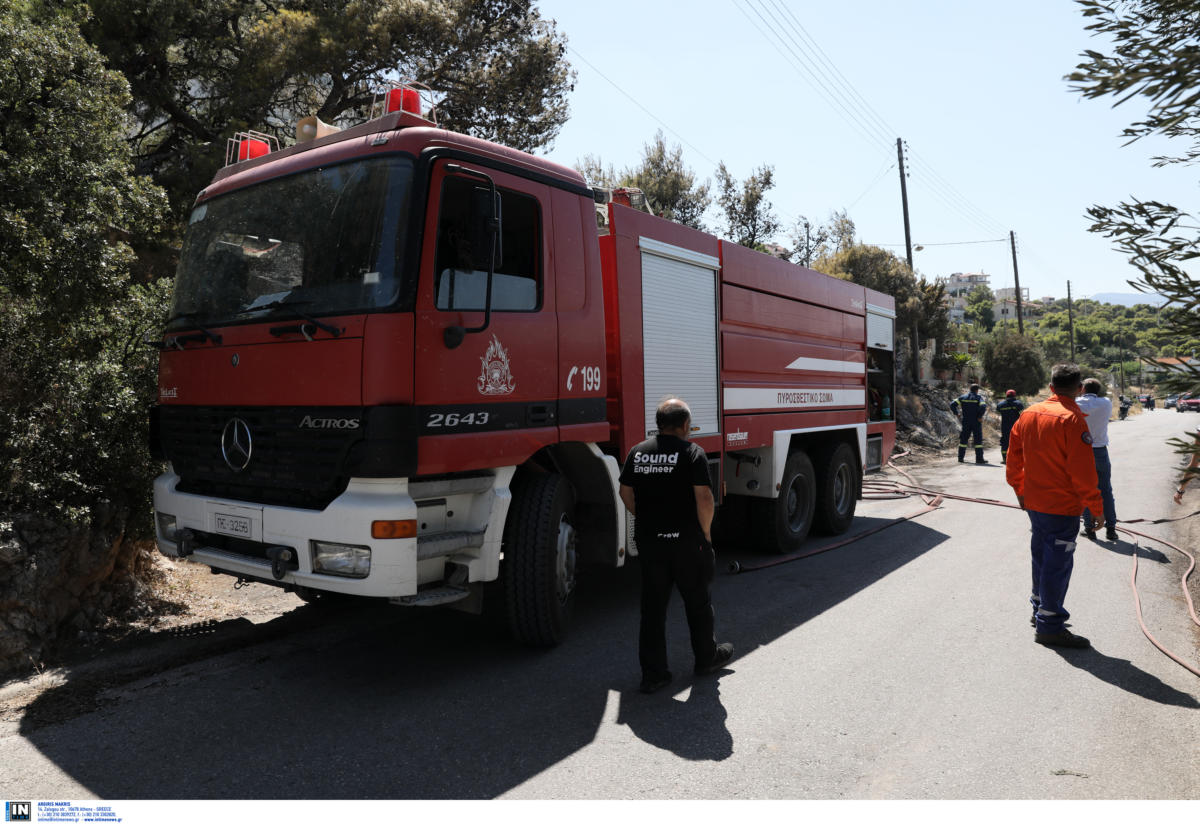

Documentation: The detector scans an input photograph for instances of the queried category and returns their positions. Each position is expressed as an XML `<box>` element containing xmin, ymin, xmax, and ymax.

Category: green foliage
<box><xmin>787</xmin><ymin>216</ymin><xmax>829</xmax><ymax>267</ymax></box>
<box><xmin>1068</xmin><ymin>0</ymin><xmax>1200</xmax><ymax>398</ymax></box>
<box><xmin>715</xmin><ymin>162</ymin><xmax>780</xmax><ymax>248</ymax></box>
<box><xmin>787</xmin><ymin>210</ymin><xmax>854</xmax><ymax>267</ymax></box>
<box><xmin>83</xmin><ymin>0</ymin><xmax>575</xmax><ymax>221</ymax></box>
<box><xmin>964</xmin><ymin>285</ymin><xmax>995</xmax><ymax>331</ymax></box>
<box><xmin>621</xmin><ymin>131</ymin><xmax>710</xmax><ymax>230</ymax></box>
<box><xmin>0</xmin><ymin>5</ymin><xmax>169</xmax><ymax>526</ymax></box>
<box><xmin>576</xmin><ymin>131</ymin><xmax>711</xmax><ymax>230</ymax></box>
<box><xmin>814</xmin><ymin>243</ymin><xmax>922</xmax><ymax>343</ymax></box>
<box><xmin>980</xmin><ymin>333</ymin><xmax>1049</xmax><ymax>396</ymax></box>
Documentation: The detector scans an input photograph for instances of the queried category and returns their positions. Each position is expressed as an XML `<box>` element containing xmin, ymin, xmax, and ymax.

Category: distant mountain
<box><xmin>1083</xmin><ymin>292</ymin><xmax>1168</xmax><ymax>307</ymax></box>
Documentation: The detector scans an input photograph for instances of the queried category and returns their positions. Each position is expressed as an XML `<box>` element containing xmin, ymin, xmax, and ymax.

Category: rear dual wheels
<box><xmin>814</xmin><ymin>441</ymin><xmax>858</xmax><ymax>536</ymax></box>
<box><xmin>754</xmin><ymin>442</ymin><xmax>858</xmax><ymax>553</ymax></box>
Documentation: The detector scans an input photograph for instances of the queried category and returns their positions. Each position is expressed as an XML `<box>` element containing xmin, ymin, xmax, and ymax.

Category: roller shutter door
<box><xmin>641</xmin><ymin>249</ymin><xmax>719</xmax><ymax>437</ymax></box>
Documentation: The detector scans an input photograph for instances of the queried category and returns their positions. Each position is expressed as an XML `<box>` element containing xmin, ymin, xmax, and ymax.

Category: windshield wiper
<box><xmin>149</xmin><ymin>312</ymin><xmax>223</xmax><ymax>349</ymax></box>
<box><xmin>250</xmin><ymin>298</ymin><xmax>342</xmax><ymax>340</ymax></box>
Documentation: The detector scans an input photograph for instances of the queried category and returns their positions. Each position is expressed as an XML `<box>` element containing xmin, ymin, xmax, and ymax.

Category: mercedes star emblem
<box><xmin>220</xmin><ymin>417</ymin><xmax>253</xmax><ymax>472</ymax></box>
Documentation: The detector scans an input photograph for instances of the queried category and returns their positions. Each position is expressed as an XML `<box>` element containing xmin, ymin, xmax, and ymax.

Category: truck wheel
<box><xmin>754</xmin><ymin>449</ymin><xmax>815</xmax><ymax>553</ymax></box>
<box><xmin>814</xmin><ymin>441</ymin><xmax>858</xmax><ymax>535</ymax></box>
<box><xmin>503</xmin><ymin>473</ymin><xmax>577</xmax><ymax>647</ymax></box>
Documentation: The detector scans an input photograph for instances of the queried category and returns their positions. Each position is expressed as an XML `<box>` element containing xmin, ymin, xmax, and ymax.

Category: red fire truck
<box><xmin>150</xmin><ymin>87</ymin><xmax>896</xmax><ymax>646</ymax></box>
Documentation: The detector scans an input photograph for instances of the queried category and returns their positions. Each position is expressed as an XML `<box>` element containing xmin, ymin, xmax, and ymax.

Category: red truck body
<box><xmin>151</xmin><ymin>101</ymin><xmax>896</xmax><ymax>645</ymax></box>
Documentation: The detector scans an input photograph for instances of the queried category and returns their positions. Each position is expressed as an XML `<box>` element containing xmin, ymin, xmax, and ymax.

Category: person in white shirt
<box><xmin>1076</xmin><ymin>378</ymin><xmax>1117</xmax><ymax>540</ymax></box>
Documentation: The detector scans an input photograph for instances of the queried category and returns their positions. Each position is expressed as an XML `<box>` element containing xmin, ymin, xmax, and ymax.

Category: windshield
<box><xmin>169</xmin><ymin>156</ymin><xmax>414</xmax><ymax>329</ymax></box>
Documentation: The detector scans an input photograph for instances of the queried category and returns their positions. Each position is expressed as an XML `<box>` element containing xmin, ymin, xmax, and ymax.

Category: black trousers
<box><xmin>638</xmin><ymin>536</ymin><xmax>717</xmax><ymax>677</ymax></box>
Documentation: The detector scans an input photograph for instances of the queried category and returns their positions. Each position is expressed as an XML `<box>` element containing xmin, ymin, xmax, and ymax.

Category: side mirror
<box><xmin>443</xmin><ymin>164</ymin><xmax>501</xmax><ymax>349</ymax></box>
<box><xmin>471</xmin><ymin>186</ymin><xmax>502</xmax><ymax>268</ymax></box>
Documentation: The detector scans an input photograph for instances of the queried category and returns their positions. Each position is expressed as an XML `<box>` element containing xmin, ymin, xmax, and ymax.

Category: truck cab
<box><xmin>152</xmin><ymin>98</ymin><xmax>618</xmax><ymax>645</ymax></box>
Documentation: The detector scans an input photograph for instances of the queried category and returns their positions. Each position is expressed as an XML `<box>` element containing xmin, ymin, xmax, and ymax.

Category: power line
<box><xmin>746</xmin><ymin>0</ymin><xmax>1010</xmax><ymax>237</ymax></box>
<box><xmin>846</xmin><ymin>160</ymin><xmax>896</xmax><ymax>211</ymax></box>
<box><xmin>734</xmin><ymin>0</ymin><xmax>894</xmax><ymax>159</ymax></box>
<box><xmin>563</xmin><ymin>46</ymin><xmax>720</xmax><ymax>170</ymax></box>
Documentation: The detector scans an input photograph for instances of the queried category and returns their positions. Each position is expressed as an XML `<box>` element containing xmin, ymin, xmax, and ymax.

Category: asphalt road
<box><xmin>1</xmin><ymin>408</ymin><xmax>1198</xmax><ymax>800</ymax></box>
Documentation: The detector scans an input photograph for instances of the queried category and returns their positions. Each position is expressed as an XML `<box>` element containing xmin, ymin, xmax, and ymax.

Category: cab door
<box><xmin>413</xmin><ymin>159</ymin><xmax>559</xmax><ymax>475</ymax></box>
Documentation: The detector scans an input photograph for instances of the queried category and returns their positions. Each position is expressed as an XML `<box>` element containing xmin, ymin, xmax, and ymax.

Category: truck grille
<box><xmin>159</xmin><ymin>406</ymin><xmax>363</xmax><ymax>510</ymax></box>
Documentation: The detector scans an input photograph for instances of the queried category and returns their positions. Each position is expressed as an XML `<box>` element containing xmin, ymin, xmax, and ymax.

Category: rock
<box><xmin>0</xmin><ymin>508</ymin><xmax>157</xmax><ymax>679</ymax></box>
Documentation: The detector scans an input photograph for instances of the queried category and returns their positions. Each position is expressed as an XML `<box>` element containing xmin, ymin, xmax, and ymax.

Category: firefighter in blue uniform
<box><xmin>950</xmin><ymin>383</ymin><xmax>988</xmax><ymax>463</ymax></box>
<box><xmin>995</xmin><ymin>389</ymin><xmax>1025</xmax><ymax>464</ymax></box>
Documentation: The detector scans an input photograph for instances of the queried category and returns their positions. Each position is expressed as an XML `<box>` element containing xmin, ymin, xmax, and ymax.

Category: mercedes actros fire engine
<box><xmin>150</xmin><ymin>85</ymin><xmax>897</xmax><ymax>645</ymax></box>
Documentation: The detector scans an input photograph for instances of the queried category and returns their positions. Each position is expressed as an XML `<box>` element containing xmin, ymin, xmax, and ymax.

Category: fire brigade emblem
<box><xmin>477</xmin><ymin>334</ymin><xmax>516</xmax><ymax>395</ymax></box>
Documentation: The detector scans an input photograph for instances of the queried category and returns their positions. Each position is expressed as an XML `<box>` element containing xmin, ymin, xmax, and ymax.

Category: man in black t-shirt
<box><xmin>619</xmin><ymin>397</ymin><xmax>734</xmax><ymax>694</ymax></box>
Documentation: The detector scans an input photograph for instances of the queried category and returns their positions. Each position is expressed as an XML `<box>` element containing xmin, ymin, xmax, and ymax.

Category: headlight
<box><xmin>311</xmin><ymin>541</ymin><xmax>371</xmax><ymax>578</ymax></box>
<box><xmin>156</xmin><ymin>512</ymin><xmax>178</xmax><ymax>540</ymax></box>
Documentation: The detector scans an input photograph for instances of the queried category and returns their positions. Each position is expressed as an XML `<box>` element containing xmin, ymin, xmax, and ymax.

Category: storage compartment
<box><xmin>640</xmin><ymin>239</ymin><xmax>719</xmax><ymax>437</ymax></box>
<box><xmin>867</xmin><ymin>347</ymin><xmax>894</xmax><ymax>422</ymax></box>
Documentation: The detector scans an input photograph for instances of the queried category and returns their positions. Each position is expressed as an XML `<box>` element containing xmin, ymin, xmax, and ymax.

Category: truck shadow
<box><xmin>17</xmin><ymin>518</ymin><xmax>946</xmax><ymax>798</ymax></box>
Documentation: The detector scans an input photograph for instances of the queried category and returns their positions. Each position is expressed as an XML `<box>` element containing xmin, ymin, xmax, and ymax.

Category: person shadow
<box><xmin>1093</xmin><ymin>534</ymin><xmax>1170</xmax><ymax>564</ymax></box>
<box><xmin>1048</xmin><ymin>646</ymin><xmax>1199</xmax><ymax>708</ymax></box>
<box><xmin>616</xmin><ymin>672</ymin><xmax>733</xmax><ymax>761</ymax></box>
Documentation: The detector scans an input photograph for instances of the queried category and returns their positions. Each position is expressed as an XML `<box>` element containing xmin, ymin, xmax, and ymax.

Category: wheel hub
<box><xmin>555</xmin><ymin>515</ymin><xmax>577</xmax><ymax>604</ymax></box>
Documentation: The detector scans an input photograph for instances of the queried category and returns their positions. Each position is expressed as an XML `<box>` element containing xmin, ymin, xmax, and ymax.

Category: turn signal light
<box><xmin>371</xmin><ymin>519</ymin><xmax>417</xmax><ymax>539</ymax></box>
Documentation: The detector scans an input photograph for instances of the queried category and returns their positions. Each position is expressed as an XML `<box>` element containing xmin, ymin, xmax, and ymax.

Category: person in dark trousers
<box><xmin>619</xmin><ymin>397</ymin><xmax>734</xmax><ymax>694</ymax></box>
<box><xmin>996</xmin><ymin>389</ymin><xmax>1025</xmax><ymax>464</ymax></box>
<box><xmin>1006</xmin><ymin>363</ymin><xmax>1105</xmax><ymax>649</ymax></box>
<box><xmin>950</xmin><ymin>383</ymin><xmax>988</xmax><ymax>463</ymax></box>
<box><xmin>1076</xmin><ymin>378</ymin><xmax>1117</xmax><ymax>541</ymax></box>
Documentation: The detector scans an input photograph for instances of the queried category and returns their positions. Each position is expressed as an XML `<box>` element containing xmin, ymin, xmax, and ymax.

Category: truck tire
<box><xmin>753</xmin><ymin>449</ymin><xmax>815</xmax><ymax>553</ymax></box>
<box><xmin>813</xmin><ymin>441</ymin><xmax>858</xmax><ymax>535</ymax></box>
<box><xmin>503</xmin><ymin>473</ymin><xmax>577</xmax><ymax>647</ymax></box>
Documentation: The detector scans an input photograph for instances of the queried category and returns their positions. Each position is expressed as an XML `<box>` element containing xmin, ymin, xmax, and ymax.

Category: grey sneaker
<box><xmin>695</xmin><ymin>642</ymin><xmax>735</xmax><ymax>675</ymax></box>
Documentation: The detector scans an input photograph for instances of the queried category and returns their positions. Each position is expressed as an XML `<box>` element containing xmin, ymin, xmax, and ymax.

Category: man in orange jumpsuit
<box><xmin>1005</xmin><ymin>363</ymin><xmax>1105</xmax><ymax>648</ymax></box>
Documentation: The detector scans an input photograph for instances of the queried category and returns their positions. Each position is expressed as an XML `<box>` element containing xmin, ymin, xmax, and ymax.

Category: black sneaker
<box><xmin>1105</xmin><ymin>527</ymin><xmax>1118</xmax><ymax>541</ymax></box>
<box><xmin>976</xmin><ymin>458</ymin><xmax>989</xmax><ymax>464</ymax></box>
<box><xmin>695</xmin><ymin>642</ymin><xmax>735</xmax><ymax>675</ymax></box>
<box><xmin>639</xmin><ymin>671</ymin><xmax>672</xmax><ymax>694</ymax></box>
<box><xmin>1035</xmin><ymin>630</ymin><xmax>1090</xmax><ymax>648</ymax></box>
<box><xmin>1084</xmin><ymin>528</ymin><xmax>1097</xmax><ymax>541</ymax></box>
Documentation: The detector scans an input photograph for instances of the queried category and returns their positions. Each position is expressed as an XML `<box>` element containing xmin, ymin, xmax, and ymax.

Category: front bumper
<box><xmin>153</xmin><ymin>470</ymin><xmax>423</xmax><ymax>598</ymax></box>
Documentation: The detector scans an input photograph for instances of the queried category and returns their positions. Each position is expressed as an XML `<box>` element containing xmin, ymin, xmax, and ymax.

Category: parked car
<box><xmin>1182</xmin><ymin>393</ymin><xmax>1200</xmax><ymax>413</ymax></box>
<box><xmin>1165</xmin><ymin>394</ymin><xmax>1179</xmax><ymax>410</ymax></box>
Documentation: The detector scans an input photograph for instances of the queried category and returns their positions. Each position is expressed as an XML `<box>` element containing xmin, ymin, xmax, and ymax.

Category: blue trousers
<box><xmin>1081</xmin><ymin>446</ymin><xmax>1117</xmax><ymax>530</ymax></box>
<box><xmin>1000</xmin><ymin>424</ymin><xmax>1015</xmax><ymax>460</ymax></box>
<box><xmin>958</xmin><ymin>419</ymin><xmax>984</xmax><ymax>460</ymax></box>
<box><xmin>1027</xmin><ymin>511</ymin><xmax>1078</xmax><ymax>634</ymax></box>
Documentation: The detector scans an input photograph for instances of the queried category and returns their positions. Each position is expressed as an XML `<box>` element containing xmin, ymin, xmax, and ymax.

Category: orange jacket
<box><xmin>1005</xmin><ymin>393</ymin><xmax>1104</xmax><ymax>517</ymax></box>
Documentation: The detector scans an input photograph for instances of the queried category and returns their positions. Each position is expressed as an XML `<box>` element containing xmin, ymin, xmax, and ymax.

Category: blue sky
<box><xmin>532</xmin><ymin>0</ymin><xmax>1195</xmax><ymax>302</ymax></box>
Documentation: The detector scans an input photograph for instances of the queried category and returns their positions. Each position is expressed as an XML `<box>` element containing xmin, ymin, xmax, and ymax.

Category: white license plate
<box><xmin>213</xmin><ymin>512</ymin><xmax>253</xmax><ymax>538</ymax></box>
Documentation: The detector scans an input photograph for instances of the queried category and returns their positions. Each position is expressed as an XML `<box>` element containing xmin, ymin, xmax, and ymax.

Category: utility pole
<box><xmin>1009</xmin><ymin>230</ymin><xmax>1024</xmax><ymax>335</ymax></box>
<box><xmin>897</xmin><ymin>138</ymin><xmax>913</xmax><ymax>270</ymax></box>
<box><xmin>1067</xmin><ymin>280</ymin><xmax>1075</xmax><ymax>360</ymax></box>
<box><xmin>897</xmin><ymin>138</ymin><xmax>919</xmax><ymax>382</ymax></box>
